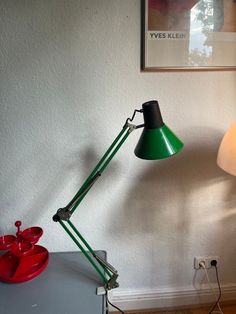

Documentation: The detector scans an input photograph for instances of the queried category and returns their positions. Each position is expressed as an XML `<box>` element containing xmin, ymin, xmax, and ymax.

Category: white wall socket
<box><xmin>194</xmin><ymin>256</ymin><xmax>220</xmax><ymax>269</ymax></box>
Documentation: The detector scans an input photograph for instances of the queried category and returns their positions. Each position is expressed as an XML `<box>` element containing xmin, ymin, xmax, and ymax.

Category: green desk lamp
<box><xmin>53</xmin><ymin>100</ymin><xmax>184</xmax><ymax>292</ymax></box>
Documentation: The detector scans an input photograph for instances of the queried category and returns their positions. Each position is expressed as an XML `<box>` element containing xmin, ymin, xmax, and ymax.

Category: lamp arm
<box><xmin>52</xmin><ymin>110</ymin><xmax>144</xmax><ymax>291</ymax></box>
<box><xmin>70</xmin><ymin>125</ymin><xmax>130</xmax><ymax>214</ymax></box>
<box><xmin>53</xmin><ymin>125</ymin><xmax>130</xmax><ymax>222</ymax></box>
<box><xmin>69</xmin><ymin>123</ymin><xmax>145</xmax><ymax>214</ymax></box>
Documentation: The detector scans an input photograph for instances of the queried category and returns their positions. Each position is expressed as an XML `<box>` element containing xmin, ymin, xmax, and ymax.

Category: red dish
<box><xmin>0</xmin><ymin>245</ymin><xmax>49</xmax><ymax>283</ymax></box>
<box><xmin>0</xmin><ymin>235</ymin><xmax>16</xmax><ymax>250</ymax></box>
<box><xmin>11</xmin><ymin>240</ymin><xmax>33</xmax><ymax>257</ymax></box>
<box><xmin>21</xmin><ymin>227</ymin><xmax>43</xmax><ymax>245</ymax></box>
<box><xmin>0</xmin><ymin>221</ymin><xmax>48</xmax><ymax>283</ymax></box>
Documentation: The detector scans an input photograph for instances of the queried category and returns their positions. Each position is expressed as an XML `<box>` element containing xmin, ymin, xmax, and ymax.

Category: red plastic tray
<box><xmin>0</xmin><ymin>245</ymin><xmax>49</xmax><ymax>283</ymax></box>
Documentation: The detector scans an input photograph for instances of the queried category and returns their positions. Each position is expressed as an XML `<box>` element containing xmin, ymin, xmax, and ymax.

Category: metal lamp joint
<box><xmin>53</xmin><ymin>207</ymin><xmax>72</xmax><ymax>222</ymax></box>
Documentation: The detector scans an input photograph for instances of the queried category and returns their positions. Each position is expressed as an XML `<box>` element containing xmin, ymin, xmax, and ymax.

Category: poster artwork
<box><xmin>143</xmin><ymin>0</ymin><xmax>236</xmax><ymax>70</ymax></box>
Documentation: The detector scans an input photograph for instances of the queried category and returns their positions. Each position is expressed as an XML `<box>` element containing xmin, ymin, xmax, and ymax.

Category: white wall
<box><xmin>1</xmin><ymin>0</ymin><xmax>236</xmax><ymax>310</ymax></box>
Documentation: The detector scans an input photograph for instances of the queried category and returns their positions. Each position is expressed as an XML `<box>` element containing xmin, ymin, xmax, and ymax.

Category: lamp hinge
<box><xmin>52</xmin><ymin>207</ymin><xmax>72</xmax><ymax>222</ymax></box>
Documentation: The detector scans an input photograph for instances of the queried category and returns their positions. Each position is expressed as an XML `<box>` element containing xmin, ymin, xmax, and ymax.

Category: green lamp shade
<box><xmin>134</xmin><ymin>124</ymin><xmax>184</xmax><ymax>160</ymax></box>
<box><xmin>134</xmin><ymin>100</ymin><xmax>184</xmax><ymax>160</ymax></box>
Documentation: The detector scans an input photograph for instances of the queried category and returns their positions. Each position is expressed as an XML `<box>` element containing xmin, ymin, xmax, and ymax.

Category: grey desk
<box><xmin>0</xmin><ymin>251</ymin><xmax>106</xmax><ymax>314</ymax></box>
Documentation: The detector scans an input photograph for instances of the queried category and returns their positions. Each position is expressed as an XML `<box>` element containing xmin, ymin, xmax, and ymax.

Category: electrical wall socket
<box><xmin>194</xmin><ymin>256</ymin><xmax>220</xmax><ymax>269</ymax></box>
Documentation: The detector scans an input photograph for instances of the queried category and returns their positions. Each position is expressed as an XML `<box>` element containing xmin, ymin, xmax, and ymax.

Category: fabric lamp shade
<box><xmin>217</xmin><ymin>121</ymin><xmax>236</xmax><ymax>176</ymax></box>
<box><xmin>134</xmin><ymin>100</ymin><xmax>184</xmax><ymax>160</ymax></box>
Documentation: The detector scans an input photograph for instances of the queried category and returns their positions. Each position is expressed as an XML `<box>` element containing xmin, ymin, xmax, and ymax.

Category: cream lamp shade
<box><xmin>217</xmin><ymin>121</ymin><xmax>236</xmax><ymax>176</ymax></box>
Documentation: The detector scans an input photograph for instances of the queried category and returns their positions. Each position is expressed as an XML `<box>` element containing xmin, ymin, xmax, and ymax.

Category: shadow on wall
<box><xmin>0</xmin><ymin>138</ymin><xmax>122</xmax><ymax>236</ymax></box>
<box><xmin>107</xmin><ymin>127</ymin><xmax>236</xmax><ymax>286</ymax></box>
<box><xmin>0</xmin><ymin>146</ymin><xmax>77</xmax><ymax>230</ymax></box>
<box><xmin>110</xmin><ymin>129</ymin><xmax>236</xmax><ymax>234</ymax></box>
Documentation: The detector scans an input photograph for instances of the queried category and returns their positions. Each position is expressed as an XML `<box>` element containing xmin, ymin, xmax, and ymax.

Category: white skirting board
<box><xmin>109</xmin><ymin>284</ymin><xmax>236</xmax><ymax>311</ymax></box>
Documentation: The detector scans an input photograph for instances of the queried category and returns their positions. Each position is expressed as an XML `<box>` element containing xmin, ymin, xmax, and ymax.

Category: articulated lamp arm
<box><xmin>52</xmin><ymin>100</ymin><xmax>184</xmax><ymax>292</ymax></box>
<box><xmin>52</xmin><ymin>109</ymin><xmax>144</xmax><ymax>291</ymax></box>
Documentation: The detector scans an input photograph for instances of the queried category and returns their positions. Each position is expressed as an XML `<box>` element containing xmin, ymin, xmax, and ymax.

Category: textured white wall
<box><xmin>1</xmin><ymin>0</ymin><xmax>236</xmax><ymax>301</ymax></box>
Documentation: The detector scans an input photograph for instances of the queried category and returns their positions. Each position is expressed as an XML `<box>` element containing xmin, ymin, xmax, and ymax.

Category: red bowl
<box><xmin>0</xmin><ymin>245</ymin><xmax>49</xmax><ymax>283</ymax></box>
<box><xmin>11</xmin><ymin>241</ymin><xmax>33</xmax><ymax>257</ymax></box>
<box><xmin>0</xmin><ymin>235</ymin><xmax>16</xmax><ymax>250</ymax></box>
<box><xmin>21</xmin><ymin>227</ymin><xmax>43</xmax><ymax>245</ymax></box>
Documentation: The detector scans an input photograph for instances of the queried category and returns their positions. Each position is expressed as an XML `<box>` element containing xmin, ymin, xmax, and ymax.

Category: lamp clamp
<box><xmin>107</xmin><ymin>273</ymin><xmax>119</xmax><ymax>290</ymax></box>
<box><xmin>97</xmin><ymin>273</ymin><xmax>119</xmax><ymax>295</ymax></box>
<box><xmin>93</xmin><ymin>252</ymin><xmax>119</xmax><ymax>290</ymax></box>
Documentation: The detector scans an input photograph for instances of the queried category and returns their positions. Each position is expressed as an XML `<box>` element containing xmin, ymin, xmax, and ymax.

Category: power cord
<box><xmin>209</xmin><ymin>262</ymin><xmax>223</xmax><ymax>314</ymax></box>
<box><xmin>104</xmin><ymin>261</ymin><xmax>223</xmax><ymax>314</ymax></box>
<box><xmin>105</xmin><ymin>290</ymin><xmax>125</xmax><ymax>314</ymax></box>
<box><xmin>199</xmin><ymin>261</ymin><xmax>224</xmax><ymax>314</ymax></box>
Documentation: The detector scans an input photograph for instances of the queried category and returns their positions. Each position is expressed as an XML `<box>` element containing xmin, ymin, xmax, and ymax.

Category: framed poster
<box><xmin>142</xmin><ymin>0</ymin><xmax>236</xmax><ymax>71</ymax></box>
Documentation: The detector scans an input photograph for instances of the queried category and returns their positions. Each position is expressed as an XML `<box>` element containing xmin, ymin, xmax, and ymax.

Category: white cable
<box><xmin>199</xmin><ymin>262</ymin><xmax>224</xmax><ymax>314</ymax></box>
